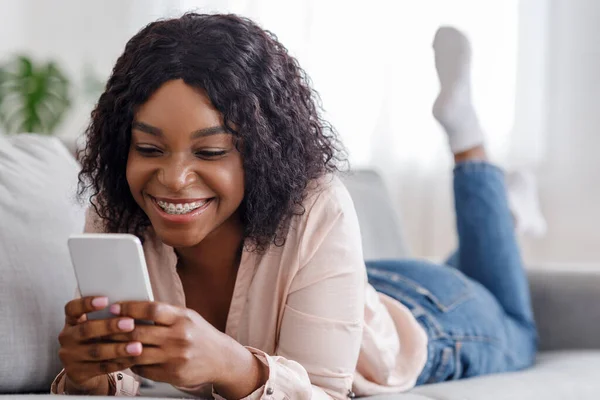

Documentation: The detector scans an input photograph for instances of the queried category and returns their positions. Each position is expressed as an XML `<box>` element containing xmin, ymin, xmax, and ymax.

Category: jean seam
<box><xmin>452</xmin><ymin>341</ymin><xmax>462</xmax><ymax>380</ymax></box>
<box><xmin>368</xmin><ymin>279</ymin><xmax>447</xmax><ymax>340</ymax></box>
<box><xmin>429</xmin><ymin>346</ymin><xmax>454</xmax><ymax>383</ymax></box>
<box><xmin>451</xmin><ymin>335</ymin><xmax>519</xmax><ymax>369</ymax></box>
<box><xmin>445</xmin><ymin>334</ymin><xmax>503</xmax><ymax>345</ymax></box>
<box><xmin>367</xmin><ymin>267</ymin><xmax>473</xmax><ymax>313</ymax></box>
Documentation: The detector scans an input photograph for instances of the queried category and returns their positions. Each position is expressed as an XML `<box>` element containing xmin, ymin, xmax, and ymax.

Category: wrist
<box><xmin>65</xmin><ymin>374</ymin><xmax>110</xmax><ymax>395</ymax></box>
<box><xmin>213</xmin><ymin>338</ymin><xmax>269</xmax><ymax>398</ymax></box>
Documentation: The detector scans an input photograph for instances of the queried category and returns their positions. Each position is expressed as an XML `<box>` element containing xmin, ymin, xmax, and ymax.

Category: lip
<box><xmin>148</xmin><ymin>195</ymin><xmax>213</xmax><ymax>224</ymax></box>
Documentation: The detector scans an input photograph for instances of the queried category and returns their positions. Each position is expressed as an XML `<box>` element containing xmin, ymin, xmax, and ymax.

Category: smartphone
<box><xmin>68</xmin><ymin>233</ymin><xmax>154</xmax><ymax>321</ymax></box>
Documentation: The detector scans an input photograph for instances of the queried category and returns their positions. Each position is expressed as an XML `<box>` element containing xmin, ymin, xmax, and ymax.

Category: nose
<box><xmin>157</xmin><ymin>155</ymin><xmax>197</xmax><ymax>192</ymax></box>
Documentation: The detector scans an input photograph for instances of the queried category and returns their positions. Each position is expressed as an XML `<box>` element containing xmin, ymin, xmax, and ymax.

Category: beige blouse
<box><xmin>52</xmin><ymin>175</ymin><xmax>427</xmax><ymax>399</ymax></box>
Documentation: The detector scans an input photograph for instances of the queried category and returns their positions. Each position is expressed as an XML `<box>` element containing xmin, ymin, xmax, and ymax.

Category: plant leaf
<box><xmin>0</xmin><ymin>55</ymin><xmax>71</xmax><ymax>134</ymax></box>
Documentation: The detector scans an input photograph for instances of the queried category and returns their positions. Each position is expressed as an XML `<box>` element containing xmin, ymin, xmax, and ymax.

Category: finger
<box><xmin>105</xmin><ymin>325</ymin><xmax>172</xmax><ymax>346</ymax></box>
<box><xmin>69</xmin><ymin>318</ymin><xmax>136</xmax><ymax>343</ymax></box>
<box><xmin>130</xmin><ymin>365</ymin><xmax>165</xmax><ymax>382</ymax></box>
<box><xmin>107</xmin><ymin>346</ymin><xmax>167</xmax><ymax>372</ymax></box>
<box><xmin>65</xmin><ymin>297</ymin><xmax>109</xmax><ymax>325</ymax></box>
<box><xmin>129</xmin><ymin>346</ymin><xmax>169</xmax><ymax>366</ymax></box>
<box><xmin>68</xmin><ymin>341</ymin><xmax>144</xmax><ymax>362</ymax></box>
<box><xmin>110</xmin><ymin>301</ymin><xmax>184</xmax><ymax>326</ymax></box>
<box><xmin>65</xmin><ymin>313</ymin><xmax>87</xmax><ymax>326</ymax></box>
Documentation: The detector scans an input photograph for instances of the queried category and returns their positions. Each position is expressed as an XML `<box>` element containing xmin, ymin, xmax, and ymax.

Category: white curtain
<box><xmin>32</xmin><ymin>0</ymin><xmax>540</xmax><ymax>259</ymax></box>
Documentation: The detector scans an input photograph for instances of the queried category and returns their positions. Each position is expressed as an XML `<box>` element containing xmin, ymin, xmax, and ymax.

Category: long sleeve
<box><xmin>51</xmin><ymin>369</ymin><xmax>140</xmax><ymax>396</ymax></box>
<box><xmin>222</xmin><ymin>181</ymin><xmax>365</xmax><ymax>400</ymax></box>
<box><xmin>275</xmin><ymin>183</ymin><xmax>365</xmax><ymax>399</ymax></box>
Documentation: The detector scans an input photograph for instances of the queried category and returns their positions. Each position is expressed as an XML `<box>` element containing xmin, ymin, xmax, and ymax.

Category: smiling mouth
<box><xmin>151</xmin><ymin>197</ymin><xmax>213</xmax><ymax>215</ymax></box>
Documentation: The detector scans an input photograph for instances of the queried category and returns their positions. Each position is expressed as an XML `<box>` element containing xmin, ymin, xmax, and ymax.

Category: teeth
<box><xmin>156</xmin><ymin>199</ymin><xmax>209</xmax><ymax>215</ymax></box>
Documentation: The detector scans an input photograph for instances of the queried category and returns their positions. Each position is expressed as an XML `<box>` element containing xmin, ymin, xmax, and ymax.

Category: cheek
<box><xmin>205</xmin><ymin>156</ymin><xmax>245</xmax><ymax>206</ymax></box>
<box><xmin>126</xmin><ymin>153</ymin><xmax>151</xmax><ymax>199</ymax></box>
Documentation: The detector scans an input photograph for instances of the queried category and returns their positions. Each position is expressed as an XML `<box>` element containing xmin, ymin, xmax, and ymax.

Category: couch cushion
<box><xmin>341</xmin><ymin>170</ymin><xmax>409</xmax><ymax>260</ymax></box>
<box><xmin>383</xmin><ymin>351</ymin><xmax>600</xmax><ymax>400</ymax></box>
<box><xmin>0</xmin><ymin>134</ymin><xmax>84</xmax><ymax>393</ymax></box>
<box><xmin>528</xmin><ymin>268</ymin><xmax>600</xmax><ymax>351</ymax></box>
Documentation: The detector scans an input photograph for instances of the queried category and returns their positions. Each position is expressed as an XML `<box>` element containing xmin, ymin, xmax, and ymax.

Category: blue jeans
<box><xmin>366</xmin><ymin>162</ymin><xmax>538</xmax><ymax>385</ymax></box>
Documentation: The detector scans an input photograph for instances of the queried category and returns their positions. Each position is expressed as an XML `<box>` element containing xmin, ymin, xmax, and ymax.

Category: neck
<box><xmin>175</xmin><ymin>212</ymin><xmax>244</xmax><ymax>279</ymax></box>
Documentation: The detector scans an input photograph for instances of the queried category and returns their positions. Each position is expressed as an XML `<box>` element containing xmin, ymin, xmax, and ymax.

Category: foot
<box><xmin>432</xmin><ymin>26</ymin><xmax>484</xmax><ymax>154</ymax></box>
<box><xmin>506</xmin><ymin>170</ymin><xmax>547</xmax><ymax>237</ymax></box>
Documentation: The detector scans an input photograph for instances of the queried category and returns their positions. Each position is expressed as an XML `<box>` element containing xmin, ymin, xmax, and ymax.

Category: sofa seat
<box><xmin>1</xmin><ymin>351</ymin><xmax>598</xmax><ymax>400</ymax></box>
<box><xmin>374</xmin><ymin>350</ymin><xmax>600</xmax><ymax>399</ymax></box>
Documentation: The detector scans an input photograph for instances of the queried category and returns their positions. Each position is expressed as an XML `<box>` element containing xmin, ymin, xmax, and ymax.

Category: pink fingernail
<box><xmin>118</xmin><ymin>319</ymin><xmax>134</xmax><ymax>331</ymax></box>
<box><xmin>110</xmin><ymin>304</ymin><xmax>121</xmax><ymax>315</ymax></box>
<box><xmin>92</xmin><ymin>297</ymin><xmax>108</xmax><ymax>308</ymax></box>
<box><xmin>126</xmin><ymin>342</ymin><xmax>142</xmax><ymax>355</ymax></box>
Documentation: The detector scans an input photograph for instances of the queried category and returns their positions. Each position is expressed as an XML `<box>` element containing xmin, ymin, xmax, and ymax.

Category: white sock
<box><xmin>432</xmin><ymin>26</ymin><xmax>484</xmax><ymax>154</ymax></box>
<box><xmin>506</xmin><ymin>169</ymin><xmax>547</xmax><ymax>238</ymax></box>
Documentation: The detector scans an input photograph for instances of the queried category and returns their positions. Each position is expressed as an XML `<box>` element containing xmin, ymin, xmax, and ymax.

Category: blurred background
<box><xmin>0</xmin><ymin>0</ymin><xmax>597</xmax><ymax>267</ymax></box>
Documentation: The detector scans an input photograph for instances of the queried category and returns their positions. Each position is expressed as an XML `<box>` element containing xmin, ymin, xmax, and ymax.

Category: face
<box><xmin>126</xmin><ymin>79</ymin><xmax>244</xmax><ymax>248</ymax></box>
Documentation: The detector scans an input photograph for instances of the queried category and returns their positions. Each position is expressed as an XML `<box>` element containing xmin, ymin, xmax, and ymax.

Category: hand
<box><xmin>106</xmin><ymin>301</ymin><xmax>226</xmax><ymax>388</ymax></box>
<box><xmin>57</xmin><ymin>296</ymin><xmax>144</xmax><ymax>393</ymax></box>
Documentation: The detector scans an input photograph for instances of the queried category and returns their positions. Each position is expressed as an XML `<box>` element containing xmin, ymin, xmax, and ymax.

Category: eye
<box><xmin>135</xmin><ymin>146</ymin><xmax>162</xmax><ymax>157</ymax></box>
<box><xmin>194</xmin><ymin>150</ymin><xmax>227</xmax><ymax>160</ymax></box>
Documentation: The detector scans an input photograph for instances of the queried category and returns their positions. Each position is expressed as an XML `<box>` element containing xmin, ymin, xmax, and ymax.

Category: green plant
<box><xmin>0</xmin><ymin>55</ymin><xmax>71</xmax><ymax>135</ymax></box>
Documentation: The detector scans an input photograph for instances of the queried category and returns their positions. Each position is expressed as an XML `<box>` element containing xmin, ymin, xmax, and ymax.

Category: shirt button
<box><xmin>266</xmin><ymin>387</ymin><xmax>274</xmax><ymax>395</ymax></box>
<box><xmin>347</xmin><ymin>389</ymin><xmax>356</xmax><ymax>398</ymax></box>
<box><xmin>117</xmin><ymin>373</ymin><xmax>124</xmax><ymax>381</ymax></box>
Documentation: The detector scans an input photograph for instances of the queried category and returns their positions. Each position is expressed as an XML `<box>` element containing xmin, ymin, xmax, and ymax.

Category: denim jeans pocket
<box><xmin>366</xmin><ymin>259</ymin><xmax>474</xmax><ymax>313</ymax></box>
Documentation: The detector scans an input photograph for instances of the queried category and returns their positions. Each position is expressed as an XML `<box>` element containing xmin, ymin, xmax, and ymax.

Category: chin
<box><xmin>154</xmin><ymin>227</ymin><xmax>205</xmax><ymax>248</ymax></box>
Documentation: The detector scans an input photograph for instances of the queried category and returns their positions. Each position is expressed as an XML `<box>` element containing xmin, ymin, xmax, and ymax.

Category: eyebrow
<box><xmin>132</xmin><ymin>121</ymin><xmax>228</xmax><ymax>139</ymax></box>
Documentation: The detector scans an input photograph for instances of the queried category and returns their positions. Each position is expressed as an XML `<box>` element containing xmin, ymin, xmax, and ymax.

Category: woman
<box><xmin>53</xmin><ymin>14</ymin><xmax>537</xmax><ymax>399</ymax></box>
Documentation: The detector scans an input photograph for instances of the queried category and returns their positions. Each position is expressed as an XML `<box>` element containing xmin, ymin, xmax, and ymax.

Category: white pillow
<box><xmin>0</xmin><ymin>134</ymin><xmax>85</xmax><ymax>393</ymax></box>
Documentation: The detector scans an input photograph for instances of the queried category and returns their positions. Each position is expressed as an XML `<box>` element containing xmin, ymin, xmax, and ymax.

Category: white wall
<box><xmin>0</xmin><ymin>1</ymin><xmax>26</xmax><ymax>54</ymax></box>
<box><xmin>519</xmin><ymin>0</ymin><xmax>600</xmax><ymax>265</ymax></box>
<box><xmin>0</xmin><ymin>0</ymin><xmax>178</xmax><ymax>139</ymax></box>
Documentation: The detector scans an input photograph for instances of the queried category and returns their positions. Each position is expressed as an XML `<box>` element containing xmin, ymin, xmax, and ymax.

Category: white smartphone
<box><xmin>68</xmin><ymin>233</ymin><xmax>154</xmax><ymax>321</ymax></box>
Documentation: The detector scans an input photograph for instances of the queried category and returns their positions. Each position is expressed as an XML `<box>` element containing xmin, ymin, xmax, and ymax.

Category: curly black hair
<box><xmin>78</xmin><ymin>13</ymin><xmax>346</xmax><ymax>251</ymax></box>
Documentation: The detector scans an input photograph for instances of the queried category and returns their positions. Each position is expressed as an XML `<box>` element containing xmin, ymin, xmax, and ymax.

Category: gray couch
<box><xmin>345</xmin><ymin>171</ymin><xmax>600</xmax><ymax>400</ymax></box>
<box><xmin>1</xmin><ymin>137</ymin><xmax>599</xmax><ymax>399</ymax></box>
